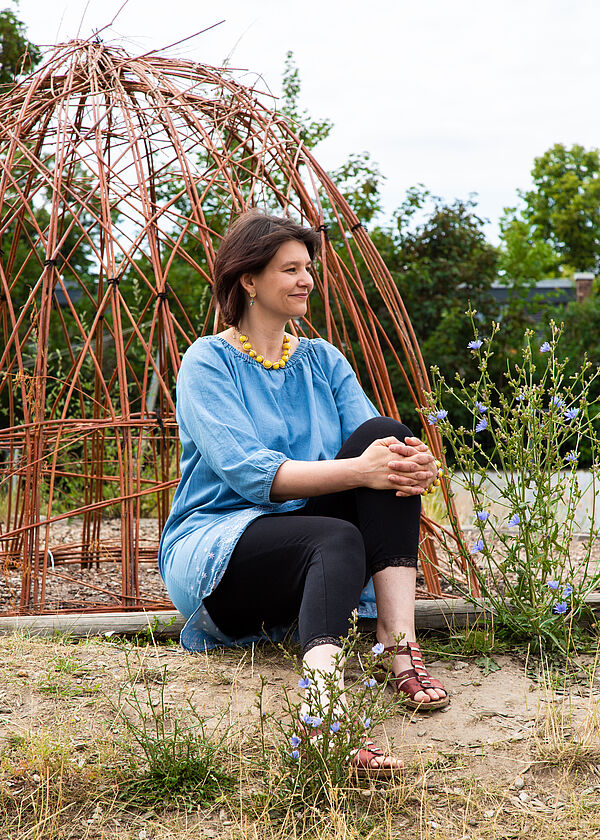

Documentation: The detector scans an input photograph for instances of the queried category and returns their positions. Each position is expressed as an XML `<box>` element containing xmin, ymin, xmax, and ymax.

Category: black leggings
<box><xmin>204</xmin><ymin>417</ymin><xmax>421</xmax><ymax>654</ymax></box>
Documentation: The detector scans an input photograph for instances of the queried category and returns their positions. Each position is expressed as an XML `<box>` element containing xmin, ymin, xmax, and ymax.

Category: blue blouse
<box><xmin>158</xmin><ymin>335</ymin><xmax>380</xmax><ymax>652</ymax></box>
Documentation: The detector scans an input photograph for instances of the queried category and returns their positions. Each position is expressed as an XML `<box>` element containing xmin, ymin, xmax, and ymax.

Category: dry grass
<box><xmin>1</xmin><ymin>633</ymin><xmax>600</xmax><ymax>839</ymax></box>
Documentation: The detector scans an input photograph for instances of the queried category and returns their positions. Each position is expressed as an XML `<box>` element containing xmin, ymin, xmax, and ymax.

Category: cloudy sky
<box><xmin>15</xmin><ymin>0</ymin><xmax>600</xmax><ymax>241</ymax></box>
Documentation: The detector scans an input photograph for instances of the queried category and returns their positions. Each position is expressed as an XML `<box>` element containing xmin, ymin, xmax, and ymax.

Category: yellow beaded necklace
<box><xmin>237</xmin><ymin>330</ymin><xmax>291</xmax><ymax>370</ymax></box>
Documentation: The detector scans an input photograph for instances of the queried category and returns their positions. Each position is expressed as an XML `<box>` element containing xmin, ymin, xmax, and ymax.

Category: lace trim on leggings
<box><xmin>370</xmin><ymin>555</ymin><xmax>418</xmax><ymax>576</ymax></box>
<box><xmin>303</xmin><ymin>635</ymin><xmax>343</xmax><ymax>655</ymax></box>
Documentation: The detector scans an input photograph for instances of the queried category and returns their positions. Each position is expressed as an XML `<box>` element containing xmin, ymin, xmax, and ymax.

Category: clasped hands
<box><xmin>359</xmin><ymin>435</ymin><xmax>438</xmax><ymax>497</ymax></box>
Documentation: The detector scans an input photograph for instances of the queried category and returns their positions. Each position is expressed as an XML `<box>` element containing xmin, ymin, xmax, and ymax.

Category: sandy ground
<box><xmin>2</xmin><ymin>632</ymin><xmax>598</xmax><ymax>784</ymax></box>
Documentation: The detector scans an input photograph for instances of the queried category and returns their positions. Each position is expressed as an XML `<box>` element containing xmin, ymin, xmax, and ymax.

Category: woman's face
<box><xmin>242</xmin><ymin>239</ymin><xmax>314</xmax><ymax>322</ymax></box>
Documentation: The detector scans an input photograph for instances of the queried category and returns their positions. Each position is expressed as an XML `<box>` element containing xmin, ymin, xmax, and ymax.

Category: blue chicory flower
<box><xmin>330</xmin><ymin>721</ymin><xmax>341</xmax><ymax>733</ymax></box>
<box><xmin>562</xmin><ymin>584</ymin><xmax>573</xmax><ymax>597</ymax></box>
<box><xmin>428</xmin><ymin>409</ymin><xmax>448</xmax><ymax>425</ymax></box>
<box><xmin>363</xmin><ymin>718</ymin><xmax>372</xmax><ymax>729</ymax></box>
<box><xmin>540</xmin><ymin>342</ymin><xmax>551</xmax><ymax>353</ymax></box>
<box><xmin>471</xmin><ymin>538</ymin><xmax>484</xmax><ymax>554</ymax></box>
<box><xmin>290</xmin><ymin>750</ymin><xmax>300</xmax><ymax>759</ymax></box>
<box><xmin>475</xmin><ymin>417</ymin><xmax>488</xmax><ymax>433</ymax></box>
<box><xmin>363</xmin><ymin>678</ymin><xmax>377</xmax><ymax>688</ymax></box>
<box><xmin>298</xmin><ymin>677</ymin><xmax>311</xmax><ymax>689</ymax></box>
<box><xmin>477</xmin><ymin>511</ymin><xmax>490</xmax><ymax>522</ymax></box>
<box><xmin>564</xmin><ymin>408</ymin><xmax>579</xmax><ymax>421</ymax></box>
<box><xmin>477</xmin><ymin>402</ymin><xmax>488</xmax><ymax>413</ymax></box>
<box><xmin>290</xmin><ymin>735</ymin><xmax>301</xmax><ymax>748</ymax></box>
<box><xmin>553</xmin><ymin>602</ymin><xmax>568</xmax><ymax>615</ymax></box>
<box><xmin>372</xmin><ymin>642</ymin><xmax>385</xmax><ymax>655</ymax></box>
<box><xmin>565</xmin><ymin>451</ymin><xmax>578</xmax><ymax>463</ymax></box>
<box><xmin>551</xmin><ymin>396</ymin><xmax>565</xmax><ymax>408</ymax></box>
<box><xmin>516</xmin><ymin>393</ymin><xmax>526</xmax><ymax>402</ymax></box>
<box><xmin>468</xmin><ymin>339</ymin><xmax>483</xmax><ymax>350</ymax></box>
<box><xmin>508</xmin><ymin>513</ymin><xmax>520</xmax><ymax>527</ymax></box>
<box><xmin>547</xmin><ymin>580</ymin><xmax>559</xmax><ymax>590</ymax></box>
<box><xmin>303</xmin><ymin>714</ymin><xmax>322</xmax><ymax>728</ymax></box>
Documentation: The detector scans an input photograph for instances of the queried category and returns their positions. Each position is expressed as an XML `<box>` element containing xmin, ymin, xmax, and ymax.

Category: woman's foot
<box><xmin>351</xmin><ymin>733</ymin><xmax>403</xmax><ymax>776</ymax></box>
<box><xmin>377</xmin><ymin>639</ymin><xmax>449</xmax><ymax>709</ymax></box>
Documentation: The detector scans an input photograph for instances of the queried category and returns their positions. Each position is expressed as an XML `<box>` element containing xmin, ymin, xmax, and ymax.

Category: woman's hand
<box><xmin>357</xmin><ymin>436</ymin><xmax>438</xmax><ymax>497</ymax></box>
<box><xmin>388</xmin><ymin>436</ymin><xmax>438</xmax><ymax>497</ymax></box>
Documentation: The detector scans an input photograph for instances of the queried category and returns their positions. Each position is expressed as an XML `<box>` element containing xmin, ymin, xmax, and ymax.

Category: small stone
<box><xmin>429</xmin><ymin>821</ymin><xmax>443</xmax><ymax>829</ymax></box>
<box><xmin>32</xmin><ymin>773</ymin><xmax>41</xmax><ymax>782</ymax></box>
<box><xmin>454</xmin><ymin>661</ymin><xmax>468</xmax><ymax>670</ymax></box>
<box><xmin>513</xmin><ymin>775</ymin><xmax>525</xmax><ymax>790</ymax></box>
<box><xmin>417</xmin><ymin>729</ymin><xmax>427</xmax><ymax>737</ymax></box>
<box><xmin>519</xmin><ymin>791</ymin><xmax>530</xmax><ymax>803</ymax></box>
<box><xmin>16</xmin><ymin>670</ymin><xmax>28</xmax><ymax>677</ymax></box>
<box><xmin>483</xmin><ymin>809</ymin><xmax>495</xmax><ymax>819</ymax></box>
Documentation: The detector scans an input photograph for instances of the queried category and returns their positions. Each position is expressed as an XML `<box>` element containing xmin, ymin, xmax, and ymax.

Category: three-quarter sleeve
<box><xmin>176</xmin><ymin>348</ymin><xmax>288</xmax><ymax>506</ymax></box>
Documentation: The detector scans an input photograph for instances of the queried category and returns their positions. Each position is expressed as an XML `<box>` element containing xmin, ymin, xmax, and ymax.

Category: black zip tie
<box><xmin>156</xmin><ymin>287</ymin><xmax>169</xmax><ymax>301</ymax></box>
<box><xmin>316</xmin><ymin>223</ymin><xmax>329</xmax><ymax>241</ymax></box>
<box><xmin>155</xmin><ymin>407</ymin><xmax>166</xmax><ymax>441</ymax></box>
<box><xmin>43</xmin><ymin>258</ymin><xmax>58</xmax><ymax>267</ymax></box>
<box><xmin>107</xmin><ymin>277</ymin><xmax>120</xmax><ymax>287</ymax></box>
<box><xmin>350</xmin><ymin>222</ymin><xmax>363</xmax><ymax>232</ymax></box>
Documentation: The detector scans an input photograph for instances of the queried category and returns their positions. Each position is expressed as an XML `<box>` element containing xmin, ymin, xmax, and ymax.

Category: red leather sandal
<box><xmin>377</xmin><ymin>641</ymin><xmax>449</xmax><ymax>711</ymax></box>
<box><xmin>350</xmin><ymin>733</ymin><xmax>403</xmax><ymax>778</ymax></box>
<box><xmin>298</xmin><ymin>721</ymin><xmax>402</xmax><ymax>778</ymax></box>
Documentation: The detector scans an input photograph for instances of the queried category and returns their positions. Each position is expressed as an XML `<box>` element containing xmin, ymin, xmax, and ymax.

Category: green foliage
<box><xmin>280</xmin><ymin>51</ymin><xmax>333</xmax><ymax>149</ymax></box>
<box><xmin>112</xmin><ymin>652</ymin><xmax>234</xmax><ymax>807</ymax></box>
<box><xmin>496</xmin><ymin>211</ymin><xmax>561</xmax><ymax>345</ymax></box>
<box><xmin>524</xmin><ymin>143</ymin><xmax>600</xmax><ymax>273</ymax></box>
<box><xmin>0</xmin><ymin>4</ymin><xmax>40</xmax><ymax>86</ymax></box>
<box><xmin>367</xmin><ymin>188</ymin><xmax>499</xmax><ymax>428</ymax></box>
<box><xmin>258</xmin><ymin>621</ymin><xmax>401</xmax><ymax>815</ymax></box>
<box><xmin>559</xmin><ymin>292</ymin><xmax>600</xmax><ymax>441</ymax></box>
<box><xmin>504</xmin><ymin>143</ymin><xmax>600</xmax><ymax>275</ymax></box>
<box><xmin>429</xmin><ymin>319</ymin><xmax>600</xmax><ymax>654</ymax></box>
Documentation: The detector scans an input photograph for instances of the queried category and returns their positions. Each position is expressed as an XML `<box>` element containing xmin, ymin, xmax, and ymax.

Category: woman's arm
<box><xmin>270</xmin><ymin>435</ymin><xmax>437</xmax><ymax>502</ymax></box>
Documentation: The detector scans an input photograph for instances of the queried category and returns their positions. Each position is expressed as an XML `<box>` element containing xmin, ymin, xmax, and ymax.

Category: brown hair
<box><xmin>213</xmin><ymin>210</ymin><xmax>321</xmax><ymax>326</ymax></box>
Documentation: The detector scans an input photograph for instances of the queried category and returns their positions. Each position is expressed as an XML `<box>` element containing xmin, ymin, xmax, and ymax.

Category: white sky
<box><xmin>14</xmin><ymin>0</ymin><xmax>600</xmax><ymax>242</ymax></box>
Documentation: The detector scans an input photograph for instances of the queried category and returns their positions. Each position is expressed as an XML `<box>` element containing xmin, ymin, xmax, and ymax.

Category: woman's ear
<box><xmin>239</xmin><ymin>272</ymin><xmax>256</xmax><ymax>296</ymax></box>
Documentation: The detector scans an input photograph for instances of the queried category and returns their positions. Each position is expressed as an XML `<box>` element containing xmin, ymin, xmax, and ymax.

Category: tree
<box><xmin>363</xmin><ymin>188</ymin><xmax>500</xmax><ymax>427</ymax></box>
<box><xmin>0</xmin><ymin>5</ymin><xmax>40</xmax><ymax>86</ymax></box>
<box><xmin>510</xmin><ymin>143</ymin><xmax>600</xmax><ymax>274</ymax></box>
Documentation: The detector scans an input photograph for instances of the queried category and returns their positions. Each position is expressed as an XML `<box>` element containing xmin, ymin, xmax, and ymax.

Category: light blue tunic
<box><xmin>158</xmin><ymin>335</ymin><xmax>380</xmax><ymax>651</ymax></box>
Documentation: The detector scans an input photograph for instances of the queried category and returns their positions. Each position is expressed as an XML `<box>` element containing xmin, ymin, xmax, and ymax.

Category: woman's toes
<box><xmin>412</xmin><ymin>689</ymin><xmax>429</xmax><ymax>704</ymax></box>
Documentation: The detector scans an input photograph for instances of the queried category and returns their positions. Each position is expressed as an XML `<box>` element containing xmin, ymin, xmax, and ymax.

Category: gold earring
<box><xmin>249</xmin><ymin>293</ymin><xmax>256</xmax><ymax>307</ymax></box>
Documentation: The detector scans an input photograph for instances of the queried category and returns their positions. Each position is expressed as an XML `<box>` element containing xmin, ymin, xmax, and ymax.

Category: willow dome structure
<box><xmin>0</xmin><ymin>40</ymin><xmax>475</xmax><ymax>614</ymax></box>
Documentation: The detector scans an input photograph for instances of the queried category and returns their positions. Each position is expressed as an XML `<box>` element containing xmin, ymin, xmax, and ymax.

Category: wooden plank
<box><xmin>0</xmin><ymin>611</ymin><xmax>185</xmax><ymax>639</ymax></box>
<box><xmin>0</xmin><ymin>593</ymin><xmax>597</xmax><ymax>640</ymax></box>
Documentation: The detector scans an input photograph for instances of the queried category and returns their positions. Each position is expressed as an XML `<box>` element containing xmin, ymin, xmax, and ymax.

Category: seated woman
<box><xmin>158</xmin><ymin>210</ymin><xmax>448</xmax><ymax>774</ymax></box>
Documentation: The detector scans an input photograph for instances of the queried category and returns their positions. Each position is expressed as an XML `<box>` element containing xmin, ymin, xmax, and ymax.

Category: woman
<box><xmin>158</xmin><ymin>210</ymin><xmax>448</xmax><ymax>774</ymax></box>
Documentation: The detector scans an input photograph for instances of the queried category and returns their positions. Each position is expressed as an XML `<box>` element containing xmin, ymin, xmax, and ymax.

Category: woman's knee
<box><xmin>313</xmin><ymin>520</ymin><xmax>366</xmax><ymax>580</ymax></box>
<box><xmin>355</xmin><ymin>416</ymin><xmax>415</xmax><ymax>443</ymax></box>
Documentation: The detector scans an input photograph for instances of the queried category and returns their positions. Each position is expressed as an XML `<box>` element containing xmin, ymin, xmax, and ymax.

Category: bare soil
<box><xmin>2</xmin><ymin>632</ymin><xmax>600</xmax><ymax>839</ymax></box>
